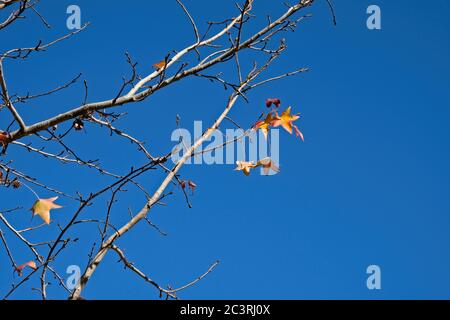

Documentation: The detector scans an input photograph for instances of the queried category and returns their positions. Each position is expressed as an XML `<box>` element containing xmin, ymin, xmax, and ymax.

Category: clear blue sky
<box><xmin>1</xmin><ymin>0</ymin><xmax>450</xmax><ymax>299</ymax></box>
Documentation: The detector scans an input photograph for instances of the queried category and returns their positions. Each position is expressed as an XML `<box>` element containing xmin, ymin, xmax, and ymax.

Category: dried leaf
<box><xmin>31</xmin><ymin>197</ymin><xmax>62</xmax><ymax>225</ymax></box>
<box><xmin>153</xmin><ymin>60</ymin><xmax>167</xmax><ymax>70</ymax></box>
<box><xmin>15</xmin><ymin>261</ymin><xmax>37</xmax><ymax>276</ymax></box>
<box><xmin>235</xmin><ymin>161</ymin><xmax>258</xmax><ymax>176</ymax></box>
<box><xmin>235</xmin><ymin>157</ymin><xmax>280</xmax><ymax>176</ymax></box>
<box><xmin>257</xmin><ymin>157</ymin><xmax>280</xmax><ymax>175</ymax></box>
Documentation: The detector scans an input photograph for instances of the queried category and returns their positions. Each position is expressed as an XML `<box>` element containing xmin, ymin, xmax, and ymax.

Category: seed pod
<box><xmin>73</xmin><ymin>119</ymin><xmax>84</xmax><ymax>131</ymax></box>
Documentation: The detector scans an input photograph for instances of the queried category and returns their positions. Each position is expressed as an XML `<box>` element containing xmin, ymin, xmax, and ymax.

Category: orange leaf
<box><xmin>15</xmin><ymin>261</ymin><xmax>37</xmax><ymax>276</ymax></box>
<box><xmin>254</xmin><ymin>113</ymin><xmax>276</xmax><ymax>139</ymax></box>
<box><xmin>272</xmin><ymin>107</ymin><xmax>299</xmax><ymax>134</ymax></box>
<box><xmin>152</xmin><ymin>60</ymin><xmax>167</xmax><ymax>70</ymax></box>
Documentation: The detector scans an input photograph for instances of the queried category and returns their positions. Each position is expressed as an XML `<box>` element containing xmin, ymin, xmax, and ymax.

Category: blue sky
<box><xmin>1</xmin><ymin>0</ymin><xmax>450</xmax><ymax>299</ymax></box>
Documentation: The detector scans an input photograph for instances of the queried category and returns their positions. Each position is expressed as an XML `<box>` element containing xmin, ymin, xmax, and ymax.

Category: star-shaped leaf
<box><xmin>31</xmin><ymin>197</ymin><xmax>62</xmax><ymax>225</ymax></box>
<box><xmin>254</xmin><ymin>113</ymin><xmax>276</xmax><ymax>139</ymax></box>
<box><xmin>235</xmin><ymin>161</ymin><xmax>258</xmax><ymax>176</ymax></box>
<box><xmin>272</xmin><ymin>106</ymin><xmax>304</xmax><ymax>141</ymax></box>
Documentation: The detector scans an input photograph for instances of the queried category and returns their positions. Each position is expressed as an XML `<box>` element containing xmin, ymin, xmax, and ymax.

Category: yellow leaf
<box><xmin>31</xmin><ymin>197</ymin><xmax>62</xmax><ymax>225</ymax></box>
<box><xmin>272</xmin><ymin>106</ymin><xmax>300</xmax><ymax>134</ymax></box>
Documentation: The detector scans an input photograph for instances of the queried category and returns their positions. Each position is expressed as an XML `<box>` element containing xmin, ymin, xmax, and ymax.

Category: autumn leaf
<box><xmin>272</xmin><ymin>106</ymin><xmax>304</xmax><ymax>141</ymax></box>
<box><xmin>235</xmin><ymin>161</ymin><xmax>258</xmax><ymax>176</ymax></box>
<box><xmin>266</xmin><ymin>98</ymin><xmax>281</xmax><ymax>108</ymax></box>
<box><xmin>272</xmin><ymin>107</ymin><xmax>299</xmax><ymax>134</ymax></box>
<box><xmin>31</xmin><ymin>197</ymin><xmax>62</xmax><ymax>225</ymax></box>
<box><xmin>15</xmin><ymin>261</ymin><xmax>37</xmax><ymax>276</ymax></box>
<box><xmin>153</xmin><ymin>60</ymin><xmax>167</xmax><ymax>70</ymax></box>
<box><xmin>235</xmin><ymin>158</ymin><xmax>279</xmax><ymax>176</ymax></box>
<box><xmin>254</xmin><ymin>113</ymin><xmax>276</xmax><ymax>139</ymax></box>
<box><xmin>257</xmin><ymin>157</ymin><xmax>280</xmax><ymax>175</ymax></box>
